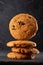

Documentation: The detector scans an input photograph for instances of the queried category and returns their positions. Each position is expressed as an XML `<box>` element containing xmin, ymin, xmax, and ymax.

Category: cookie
<box><xmin>9</xmin><ymin>13</ymin><xmax>38</xmax><ymax>40</ymax></box>
<box><xmin>7</xmin><ymin>40</ymin><xmax>36</xmax><ymax>48</ymax></box>
<box><xmin>7</xmin><ymin>52</ymin><xmax>35</xmax><ymax>59</ymax></box>
<box><xmin>11</xmin><ymin>48</ymin><xmax>40</xmax><ymax>54</ymax></box>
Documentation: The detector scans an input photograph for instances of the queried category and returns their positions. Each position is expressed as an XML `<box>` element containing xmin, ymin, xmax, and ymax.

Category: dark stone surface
<box><xmin>0</xmin><ymin>0</ymin><xmax>43</xmax><ymax>52</ymax></box>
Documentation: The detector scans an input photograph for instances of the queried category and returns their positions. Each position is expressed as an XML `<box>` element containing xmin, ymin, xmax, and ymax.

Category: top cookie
<box><xmin>9</xmin><ymin>13</ymin><xmax>38</xmax><ymax>40</ymax></box>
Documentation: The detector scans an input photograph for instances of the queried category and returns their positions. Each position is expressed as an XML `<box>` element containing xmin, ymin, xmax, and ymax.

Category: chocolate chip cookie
<box><xmin>7</xmin><ymin>52</ymin><xmax>35</xmax><ymax>59</ymax></box>
<box><xmin>7</xmin><ymin>40</ymin><xmax>36</xmax><ymax>48</ymax></box>
<box><xmin>9</xmin><ymin>13</ymin><xmax>38</xmax><ymax>39</ymax></box>
<box><xmin>11</xmin><ymin>47</ymin><xmax>40</xmax><ymax>54</ymax></box>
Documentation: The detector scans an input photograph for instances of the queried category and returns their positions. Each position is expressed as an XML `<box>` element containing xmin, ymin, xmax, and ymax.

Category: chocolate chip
<box><xmin>30</xmin><ymin>51</ymin><xmax>33</xmax><ymax>54</ymax></box>
<box><xmin>14</xmin><ymin>44</ymin><xmax>16</xmax><ymax>47</ymax></box>
<box><xmin>13</xmin><ymin>25</ymin><xmax>15</xmax><ymax>27</ymax></box>
<box><xmin>12</xmin><ymin>25</ymin><xmax>15</xmax><ymax>30</ymax></box>
<box><xmin>19</xmin><ymin>44</ymin><xmax>21</xmax><ymax>47</ymax></box>
<box><xmin>19</xmin><ymin>48</ymin><xmax>21</xmax><ymax>53</ymax></box>
<box><xmin>28</xmin><ymin>16</ymin><xmax>31</xmax><ymax>19</ymax></box>
<box><xmin>24</xmin><ymin>31</ymin><xmax>27</xmax><ymax>32</ymax></box>
<box><xmin>18</xmin><ymin>21</ymin><xmax>25</xmax><ymax>25</ymax></box>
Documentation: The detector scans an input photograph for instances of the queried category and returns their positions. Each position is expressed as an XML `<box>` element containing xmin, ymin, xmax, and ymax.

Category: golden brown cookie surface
<box><xmin>7</xmin><ymin>40</ymin><xmax>36</xmax><ymax>48</ymax></box>
<box><xmin>9</xmin><ymin>13</ymin><xmax>38</xmax><ymax>40</ymax></box>
<box><xmin>7</xmin><ymin>52</ymin><xmax>35</xmax><ymax>59</ymax></box>
<box><xmin>11</xmin><ymin>47</ymin><xmax>40</xmax><ymax>54</ymax></box>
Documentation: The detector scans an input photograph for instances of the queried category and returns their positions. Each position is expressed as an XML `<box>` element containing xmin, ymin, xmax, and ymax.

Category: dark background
<box><xmin>0</xmin><ymin>0</ymin><xmax>43</xmax><ymax>52</ymax></box>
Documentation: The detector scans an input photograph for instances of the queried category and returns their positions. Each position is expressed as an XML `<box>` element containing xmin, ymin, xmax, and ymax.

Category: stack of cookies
<box><xmin>7</xmin><ymin>13</ymin><xmax>40</xmax><ymax>60</ymax></box>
